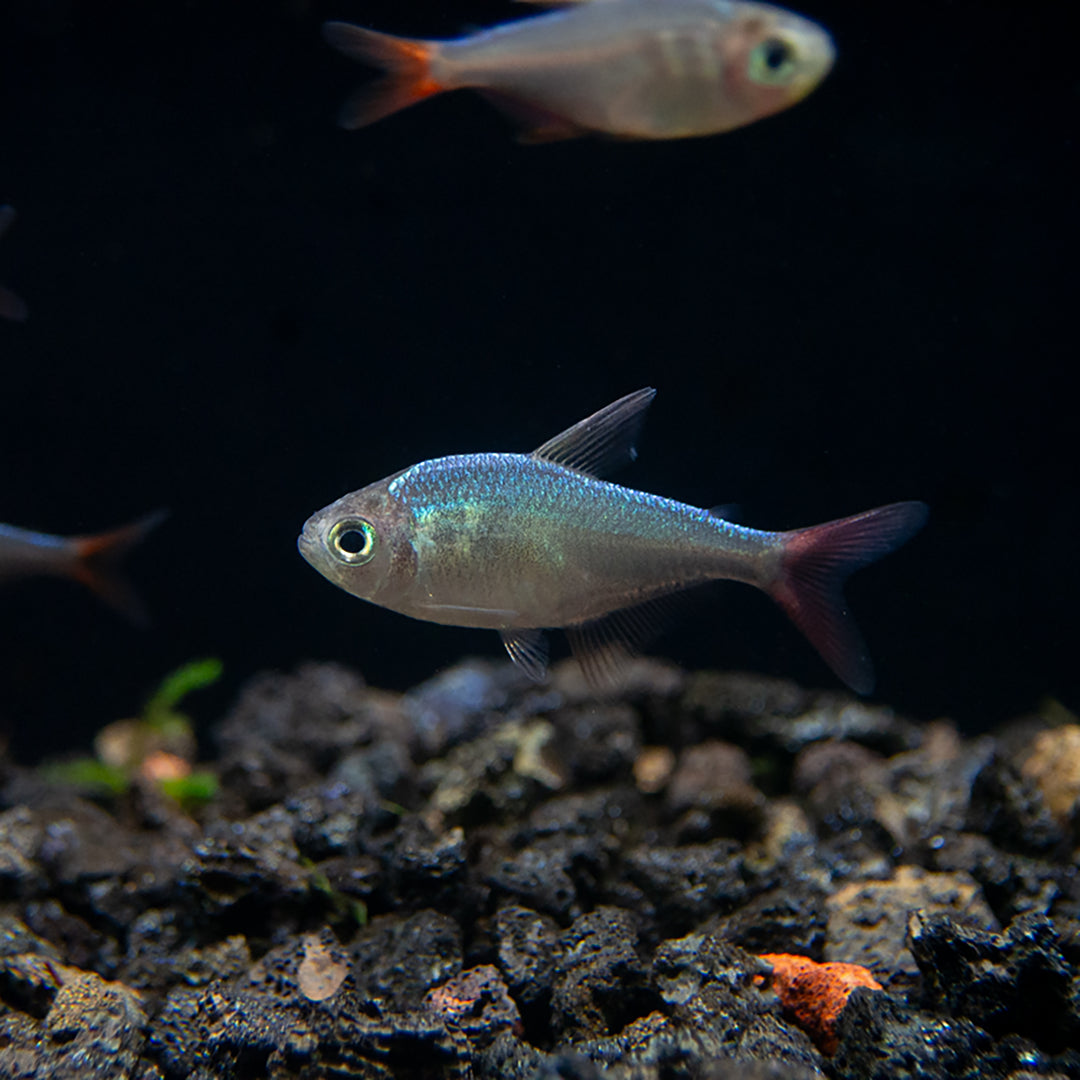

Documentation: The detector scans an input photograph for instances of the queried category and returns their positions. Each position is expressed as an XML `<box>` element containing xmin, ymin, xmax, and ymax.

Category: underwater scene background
<box><xmin>0</xmin><ymin>0</ymin><xmax>1074</xmax><ymax>759</ymax></box>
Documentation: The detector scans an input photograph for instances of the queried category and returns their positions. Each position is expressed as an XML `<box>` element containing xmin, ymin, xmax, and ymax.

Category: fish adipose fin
<box><xmin>323</xmin><ymin>22</ymin><xmax>444</xmax><ymax>129</ymax></box>
<box><xmin>70</xmin><ymin>510</ymin><xmax>168</xmax><ymax>625</ymax></box>
<box><xmin>532</xmin><ymin>387</ymin><xmax>656</xmax><ymax>477</ymax></box>
<box><xmin>500</xmin><ymin>628</ymin><xmax>549</xmax><ymax>681</ymax></box>
<box><xmin>768</xmin><ymin>501</ymin><xmax>928</xmax><ymax>695</ymax></box>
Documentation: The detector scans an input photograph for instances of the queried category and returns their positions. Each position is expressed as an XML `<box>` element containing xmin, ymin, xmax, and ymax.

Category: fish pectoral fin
<box><xmin>532</xmin><ymin>387</ymin><xmax>656</xmax><ymax>478</ymax></box>
<box><xmin>499</xmin><ymin>628</ymin><xmax>549</xmax><ymax>682</ymax></box>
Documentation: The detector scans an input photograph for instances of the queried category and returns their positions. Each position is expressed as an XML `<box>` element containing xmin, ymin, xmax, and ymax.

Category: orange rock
<box><xmin>757</xmin><ymin>952</ymin><xmax>882</xmax><ymax>1054</ymax></box>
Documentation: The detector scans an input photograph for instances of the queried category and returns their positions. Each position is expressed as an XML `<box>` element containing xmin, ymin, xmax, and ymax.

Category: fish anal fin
<box><xmin>323</xmin><ymin>22</ymin><xmax>444</xmax><ymax>129</ymax></box>
<box><xmin>70</xmin><ymin>509</ymin><xmax>168</xmax><ymax>625</ymax></box>
<box><xmin>478</xmin><ymin>91</ymin><xmax>588</xmax><ymax>144</ymax></box>
<box><xmin>532</xmin><ymin>387</ymin><xmax>656</xmax><ymax>478</ymax></box>
<box><xmin>564</xmin><ymin>593</ymin><xmax>677</xmax><ymax>689</ymax></box>
<box><xmin>500</xmin><ymin>628</ymin><xmax>549</xmax><ymax>681</ymax></box>
<box><xmin>767</xmin><ymin>500</ymin><xmax>928</xmax><ymax>694</ymax></box>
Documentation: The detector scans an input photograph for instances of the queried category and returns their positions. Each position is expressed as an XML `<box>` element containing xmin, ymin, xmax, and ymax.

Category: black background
<box><xmin>0</xmin><ymin>0</ymin><xmax>1074</xmax><ymax>760</ymax></box>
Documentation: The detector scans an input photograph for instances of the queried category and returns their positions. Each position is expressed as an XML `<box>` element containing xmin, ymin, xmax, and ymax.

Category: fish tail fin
<box><xmin>69</xmin><ymin>510</ymin><xmax>168</xmax><ymax>625</ymax></box>
<box><xmin>766</xmin><ymin>501</ymin><xmax>928</xmax><ymax>694</ymax></box>
<box><xmin>322</xmin><ymin>22</ymin><xmax>444</xmax><ymax>129</ymax></box>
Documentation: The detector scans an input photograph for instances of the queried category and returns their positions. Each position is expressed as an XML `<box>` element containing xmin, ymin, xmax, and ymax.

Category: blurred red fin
<box><xmin>768</xmin><ymin>501</ymin><xmax>928</xmax><ymax>694</ymax></box>
<box><xmin>323</xmin><ymin>22</ymin><xmax>444</xmax><ymax>128</ymax></box>
<box><xmin>70</xmin><ymin>510</ymin><xmax>168</xmax><ymax>625</ymax></box>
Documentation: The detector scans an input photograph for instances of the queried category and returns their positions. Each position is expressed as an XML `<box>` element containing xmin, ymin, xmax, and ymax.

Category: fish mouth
<box><xmin>296</xmin><ymin>518</ymin><xmax>320</xmax><ymax>567</ymax></box>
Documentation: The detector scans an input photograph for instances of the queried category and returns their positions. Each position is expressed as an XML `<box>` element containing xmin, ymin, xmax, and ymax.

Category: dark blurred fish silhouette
<box><xmin>0</xmin><ymin>511</ymin><xmax>167</xmax><ymax>623</ymax></box>
<box><xmin>323</xmin><ymin>0</ymin><xmax>834</xmax><ymax>142</ymax></box>
<box><xmin>299</xmin><ymin>390</ymin><xmax>926</xmax><ymax>693</ymax></box>
<box><xmin>0</xmin><ymin>206</ymin><xmax>27</xmax><ymax>322</ymax></box>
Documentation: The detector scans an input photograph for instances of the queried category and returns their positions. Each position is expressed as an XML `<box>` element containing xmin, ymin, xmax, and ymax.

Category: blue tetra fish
<box><xmin>0</xmin><ymin>511</ymin><xmax>166</xmax><ymax>623</ymax></box>
<box><xmin>299</xmin><ymin>390</ymin><xmax>927</xmax><ymax>691</ymax></box>
<box><xmin>323</xmin><ymin>0</ymin><xmax>835</xmax><ymax>142</ymax></box>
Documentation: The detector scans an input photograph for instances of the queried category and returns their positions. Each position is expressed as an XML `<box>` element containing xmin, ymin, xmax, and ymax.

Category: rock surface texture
<box><xmin>3</xmin><ymin>658</ymin><xmax>1080</xmax><ymax>1079</ymax></box>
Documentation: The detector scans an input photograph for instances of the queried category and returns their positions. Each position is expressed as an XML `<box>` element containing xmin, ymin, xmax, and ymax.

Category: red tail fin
<box><xmin>70</xmin><ymin>510</ymin><xmax>168</xmax><ymax>625</ymax></box>
<box><xmin>767</xmin><ymin>501</ymin><xmax>928</xmax><ymax>694</ymax></box>
<box><xmin>323</xmin><ymin>22</ymin><xmax>444</xmax><ymax>129</ymax></box>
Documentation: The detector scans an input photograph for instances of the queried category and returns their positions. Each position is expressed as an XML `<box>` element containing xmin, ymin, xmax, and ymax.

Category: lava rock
<box><xmin>423</xmin><ymin>964</ymin><xmax>523</xmax><ymax>1045</ymax></box>
<box><xmin>624</xmin><ymin>840</ymin><xmax>747</xmax><ymax>937</ymax></box>
<box><xmin>550</xmin><ymin>906</ymin><xmax>657</xmax><ymax>1041</ymax></box>
<box><xmin>825</xmin><ymin>865</ymin><xmax>998</xmax><ymax>988</ymax></box>
<box><xmin>909</xmin><ymin>909</ymin><xmax>1080</xmax><ymax>1051</ymax></box>
<box><xmin>831</xmin><ymin>987</ymin><xmax>993</xmax><ymax>1079</ymax></box>
<box><xmin>666</xmin><ymin>740</ymin><xmax>765</xmax><ymax>841</ymax></box>
<box><xmin>967</xmin><ymin>754</ymin><xmax>1065</xmax><ymax>855</ymax></box>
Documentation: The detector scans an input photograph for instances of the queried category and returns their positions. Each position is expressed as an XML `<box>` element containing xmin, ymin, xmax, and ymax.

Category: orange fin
<box><xmin>322</xmin><ymin>22</ymin><xmax>444</xmax><ymax>129</ymax></box>
<box><xmin>70</xmin><ymin>510</ymin><xmax>168</xmax><ymax>625</ymax></box>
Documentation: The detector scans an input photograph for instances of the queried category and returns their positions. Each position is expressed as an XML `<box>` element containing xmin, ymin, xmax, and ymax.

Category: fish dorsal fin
<box><xmin>500</xmin><ymin>628</ymin><xmax>549</xmax><ymax>681</ymax></box>
<box><xmin>532</xmin><ymin>388</ymin><xmax>656</xmax><ymax>478</ymax></box>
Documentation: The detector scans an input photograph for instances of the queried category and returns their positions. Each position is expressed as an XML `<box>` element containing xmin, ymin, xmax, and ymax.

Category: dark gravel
<box><xmin>3</xmin><ymin>656</ymin><xmax>1080</xmax><ymax>1079</ymax></box>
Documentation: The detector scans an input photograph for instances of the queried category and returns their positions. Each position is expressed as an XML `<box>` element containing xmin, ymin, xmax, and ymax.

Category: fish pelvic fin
<box><xmin>500</xmin><ymin>628</ymin><xmax>549</xmax><ymax>681</ymax></box>
<box><xmin>70</xmin><ymin>509</ymin><xmax>168</xmax><ymax>625</ymax></box>
<box><xmin>323</xmin><ymin>22</ymin><xmax>444</xmax><ymax>129</ymax></box>
<box><xmin>767</xmin><ymin>501</ymin><xmax>928</xmax><ymax>695</ymax></box>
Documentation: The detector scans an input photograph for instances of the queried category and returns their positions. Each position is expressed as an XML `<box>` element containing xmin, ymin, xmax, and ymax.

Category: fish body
<box><xmin>0</xmin><ymin>205</ymin><xmax>27</xmax><ymax>322</ymax></box>
<box><xmin>0</xmin><ymin>511</ymin><xmax>166</xmax><ymax>622</ymax></box>
<box><xmin>323</xmin><ymin>0</ymin><xmax>834</xmax><ymax>140</ymax></box>
<box><xmin>299</xmin><ymin>390</ymin><xmax>927</xmax><ymax>692</ymax></box>
<box><xmin>366</xmin><ymin>453</ymin><xmax>769</xmax><ymax>627</ymax></box>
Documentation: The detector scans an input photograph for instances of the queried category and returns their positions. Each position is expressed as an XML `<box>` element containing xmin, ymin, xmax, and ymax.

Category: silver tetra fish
<box><xmin>298</xmin><ymin>390</ymin><xmax>927</xmax><ymax>692</ymax></box>
<box><xmin>0</xmin><ymin>510</ymin><xmax>167</xmax><ymax>623</ymax></box>
<box><xmin>323</xmin><ymin>0</ymin><xmax>835</xmax><ymax>142</ymax></box>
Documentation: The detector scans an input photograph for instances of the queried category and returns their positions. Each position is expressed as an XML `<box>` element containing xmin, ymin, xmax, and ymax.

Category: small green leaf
<box><xmin>144</xmin><ymin>658</ymin><xmax>223</xmax><ymax>728</ymax></box>
<box><xmin>158</xmin><ymin>770</ymin><xmax>218</xmax><ymax>806</ymax></box>
<box><xmin>42</xmin><ymin>758</ymin><xmax>130</xmax><ymax>796</ymax></box>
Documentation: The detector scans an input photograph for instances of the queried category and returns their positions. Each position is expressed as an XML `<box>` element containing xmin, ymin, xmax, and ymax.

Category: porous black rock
<box><xmin>909</xmin><ymin>909</ymin><xmax>1080</xmax><ymax>1051</ymax></box>
<box><xmin>831</xmin><ymin>987</ymin><xmax>993</xmax><ymax>1080</ymax></box>
<box><xmin>2</xmin><ymin>658</ymin><xmax>1078</xmax><ymax>1077</ymax></box>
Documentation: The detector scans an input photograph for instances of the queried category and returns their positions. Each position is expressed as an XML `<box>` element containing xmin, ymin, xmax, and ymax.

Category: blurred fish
<box><xmin>0</xmin><ymin>206</ymin><xmax>27</xmax><ymax>322</ymax></box>
<box><xmin>323</xmin><ymin>0</ymin><xmax>834</xmax><ymax>141</ymax></box>
<box><xmin>0</xmin><ymin>510</ymin><xmax>167</xmax><ymax>623</ymax></box>
<box><xmin>299</xmin><ymin>390</ymin><xmax>927</xmax><ymax>692</ymax></box>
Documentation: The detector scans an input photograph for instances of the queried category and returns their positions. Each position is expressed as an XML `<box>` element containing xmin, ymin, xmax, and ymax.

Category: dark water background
<box><xmin>0</xmin><ymin>0</ymin><xmax>1074</xmax><ymax>760</ymax></box>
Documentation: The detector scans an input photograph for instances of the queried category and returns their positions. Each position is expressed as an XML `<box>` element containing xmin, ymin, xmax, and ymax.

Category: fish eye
<box><xmin>748</xmin><ymin>36</ymin><xmax>798</xmax><ymax>85</ymax></box>
<box><xmin>328</xmin><ymin>518</ymin><xmax>377</xmax><ymax>565</ymax></box>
